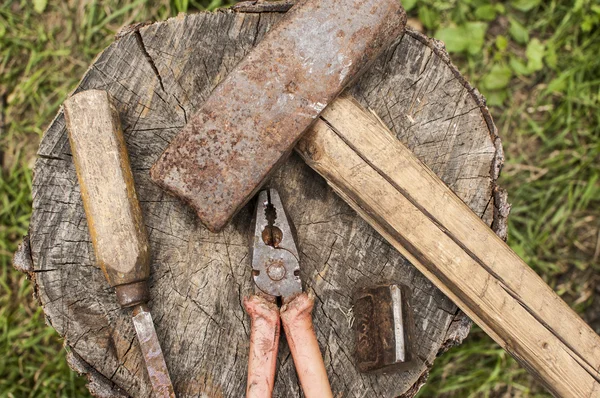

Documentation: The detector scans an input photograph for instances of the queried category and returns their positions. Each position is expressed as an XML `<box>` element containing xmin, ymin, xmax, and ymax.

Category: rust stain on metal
<box><xmin>353</xmin><ymin>284</ymin><xmax>416</xmax><ymax>373</ymax></box>
<box><xmin>115</xmin><ymin>280</ymin><xmax>150</xmax><ymax>308</ymax></box>
<box><xmin>132</xmin><ymin>304</ymin><xmax>176</xmax><ymax>398</ymax></box>
<box><xmin>150</xmin><ymin>0</ymin><xmax>407</xmax><ymax>232</ymax></box>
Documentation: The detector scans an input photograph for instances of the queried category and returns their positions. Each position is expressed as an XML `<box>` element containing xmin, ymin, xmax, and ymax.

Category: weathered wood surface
<box><xmin>18</xmin><ymin>6</ymin><xmax>507</xmax><ymax>398</ymax></box>
<box><xmin>298</xmin><ymin>96</ymin><xmax>600</xmax><ymax>397</ymax></box>
<box><xmin>64</xmin><ymin>91</ymin><xmax>151</xmax><ymax>291</ymax></box>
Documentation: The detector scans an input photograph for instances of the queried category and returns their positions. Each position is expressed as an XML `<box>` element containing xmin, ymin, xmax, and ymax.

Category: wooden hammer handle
<box><xmin>296</xmin><ymin>95</ymin><xmax>600</xmax><ymax>397</ymax></box>
<box><xmin>64</xmin><ymin>90</ymin><xmax>150</xmax><ymax>306</ymax></box>
<box><xmin>280</xmin><ymin>293</ymin><xmax>333</xmax><ymax>398</ymax></box>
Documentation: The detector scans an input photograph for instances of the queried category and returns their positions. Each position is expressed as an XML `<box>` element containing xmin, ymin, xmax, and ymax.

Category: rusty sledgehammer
<box><xmin>150</xmin><ymin>0</ymin><xmax>407</xmax><ymax>232</ymax></box>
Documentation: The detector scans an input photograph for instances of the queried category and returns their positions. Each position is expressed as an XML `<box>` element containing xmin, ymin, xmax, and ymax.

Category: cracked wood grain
<box><xmin>18</xmin><ymin>6</ymin><xmax>507</xmax><ymax>398</ymax></box>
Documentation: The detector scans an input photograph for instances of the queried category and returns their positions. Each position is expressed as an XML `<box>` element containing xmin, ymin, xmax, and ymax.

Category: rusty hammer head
<box><xmin>150</xmin><ymin>0</ymin><xmax>407</xmax><ymax>232</ymax></box>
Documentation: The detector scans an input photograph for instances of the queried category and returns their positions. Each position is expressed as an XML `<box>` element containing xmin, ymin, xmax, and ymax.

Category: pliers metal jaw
<box><xmin>250</xmin><ymin>189</ymin><xmax>302</xmax><ymax>302</ymax></box>
<box><xmin>244</xmin><ymin>189</ymin><xmax>333</xmax><ymax>398</ymax></box>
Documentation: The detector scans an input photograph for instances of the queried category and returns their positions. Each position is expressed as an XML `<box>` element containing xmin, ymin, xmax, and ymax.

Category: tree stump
<box><xmin>15</xmin><ymin>4</ymin><xmax>508</xmax><ymax>397</ymax></box>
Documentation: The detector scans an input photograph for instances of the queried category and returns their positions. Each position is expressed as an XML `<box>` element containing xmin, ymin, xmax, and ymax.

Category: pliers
<box><xmin>243</xmin><ymin>189</ymin><xmax>333</xmax><ymax>398</ymax></box>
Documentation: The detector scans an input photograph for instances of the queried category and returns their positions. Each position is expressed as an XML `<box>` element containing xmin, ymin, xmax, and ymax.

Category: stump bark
<box><xmin>15</xmin><ymin>4</ymin><xmax>508</xmax><ymax>397</ymax></box>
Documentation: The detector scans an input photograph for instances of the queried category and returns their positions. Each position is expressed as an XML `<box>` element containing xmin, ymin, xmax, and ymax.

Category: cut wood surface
<box><xmin>16</xmin><ymin>5</ymin><xmax>507</xmax><ymax>398</ymax></box>
<box><xmin>297</xmin><ymin>95</ymin><xmax>600</xmax><ymax>397</ymax></box>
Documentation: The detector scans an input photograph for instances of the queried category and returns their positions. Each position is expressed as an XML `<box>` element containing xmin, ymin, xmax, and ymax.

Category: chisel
<box><xmin>64</xmin><ymin>89</ymin><xmax>175</xmax><ymax>398</ymax></box>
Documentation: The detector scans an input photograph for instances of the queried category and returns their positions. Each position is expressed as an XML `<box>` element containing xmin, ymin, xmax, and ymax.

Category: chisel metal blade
<box><xmin>132</xmin><ymin>305</ymin><xmax>175</xmax><ymax>398</ymax></box>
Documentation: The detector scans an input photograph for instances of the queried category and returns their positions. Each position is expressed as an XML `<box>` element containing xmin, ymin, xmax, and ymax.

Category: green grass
<box><xmin>0</xmin><ymin>0</ymin><xmax>598</xmax><ymax>396</ymax></box>
<box><xmin>413</xmin><ymin>0</ymin><xmax>600</xmax><ymax>396</ymax></box>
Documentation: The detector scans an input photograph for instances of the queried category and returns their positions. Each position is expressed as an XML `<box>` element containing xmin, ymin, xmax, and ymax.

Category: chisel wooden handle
<box><xmin>64</xmin><ymin>90</ymin><xmax>150</xmax><ymax>308</ymax></box>
<box><xmin>280</xmin><ymin>293</ymin><xmax>333</xmax><ymax>398</ymax></box>
<box><xmin>244</xmin><ymin>295</ymin><xmax>280</xmax><ymax>398</ymax></box>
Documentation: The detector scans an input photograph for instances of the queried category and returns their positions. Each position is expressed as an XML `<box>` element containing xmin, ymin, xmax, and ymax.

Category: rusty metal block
<box><xmin>150</xmin><ymin>0</ymin><xmax>407</xmax><ymax>232</ymax></box>
<box><xmin>353</xmin><ymin>283</ymin><xmax>416</xmax><ymax>373</ymax></box>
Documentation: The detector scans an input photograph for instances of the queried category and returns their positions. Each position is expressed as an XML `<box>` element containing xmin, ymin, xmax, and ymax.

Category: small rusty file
<box><xmin>150</xmin><ymin>0</ymin><xmax>407</xmax><ymax>232</ymax></box>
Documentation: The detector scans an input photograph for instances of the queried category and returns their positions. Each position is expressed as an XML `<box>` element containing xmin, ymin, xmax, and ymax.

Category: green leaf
<box><xmin>581</xmin><ymin>15</ymin><xmax>598</xmax><ymax>32</ymax></box>
<box><xmin>546</xmin><ymin>74</ymin><xmax>568</xmax><ymax>93</ymax></box>
<box><xmin>464</xmin><ymin>22</ymin><xmax>488</xmax><ymax>54</ymax></box>
<box><xmin>475</xmin><ymin>5</ymin><xmax>497</xmax><ymax>21</ymax></box>
<box><xmin>436</xmin><ymin>25</ymin><xmax>468</xmax><ymax>53</ymax></box>
<box><xmin>402</xmin><ymin>0</ymin><xmax>417</xmax><ymax>12</ymax></box>
<box><xmin>450</xmin><ymin>2</ymin><xmax>470</xmax><ymax>25</ymax></box>
<box><xmin>435</xmin><ymin>23</ymin><xmax>487</xmax><ymax>54</ymax></box>
<box><xmin>485</xmin><ymin>90</ymin><xmax>508</xmax><ymax>107</ymax></box>
<box><xmin>419</xmin><ymin>6</ymin><xmax>439</xmax><ymax>30</ymax></box>
<box><xmin>509</xmin><ymin>56</ymin><xmax>531</xmax><ymax>75</ymax></box>
<box><xmin>33</xmin><ymin>0</ymin><xmax>47</xmax><ymax>13</ymax></box>
<box><xmin>482</xmin><ymin>64</ymin><xmax>513</xmax><ymax>90</ymax></box>
<box><xmin>544</xmin><ymin>42</ymin><xmax>557</xmax><ymax>69</ymax></box>
<box><xmin>495</xmin><ymin>35</ymin><xmax>508</xmax><ymax>51</ymax></box>
<box><xmin>526</xmin><ymin>38</ymin><xmax>545</xmax><ymax>72</ymax></box>
<box><xmin>508</xmin><ymin>17</ymin><xmax>529</xmax><ymax>44</ymax></box>
<box><xmin>511</xmin><ymin>0</ymin><xmax>540</xmax><ymax>12</ymax></box>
